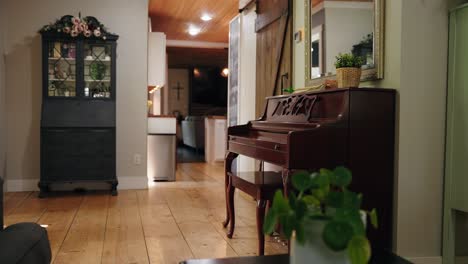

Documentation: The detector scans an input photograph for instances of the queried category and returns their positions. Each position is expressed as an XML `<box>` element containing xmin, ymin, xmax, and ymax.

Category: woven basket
<box><xmin>336</xmin><ymin>67</ymin><xmax>362</xmax><ymax>88</ymax></box>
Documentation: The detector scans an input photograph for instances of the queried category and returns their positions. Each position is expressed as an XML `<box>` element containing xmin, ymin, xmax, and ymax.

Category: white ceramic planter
<box><xmin>290</xmin><ymin>213</ymin><xmax>367</xmax><ymax>264</ymax></box>
<box><xmin>290</xmin><ymin>221</ymin><xmax>349</xmax><ymax>264</ymax></box>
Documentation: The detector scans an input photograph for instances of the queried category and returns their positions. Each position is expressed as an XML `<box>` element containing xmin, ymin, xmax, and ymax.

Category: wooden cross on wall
<box><xmin>172</xmin><ymin>82</ymin><xmax>184</xmax><ymax>101</ymax></box>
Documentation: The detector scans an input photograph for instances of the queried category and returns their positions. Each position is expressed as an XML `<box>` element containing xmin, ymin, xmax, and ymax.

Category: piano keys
<box><xmin>225</xmin><ymin>87</ymin><xmax>396</xmax><ymax>250</ymax></box>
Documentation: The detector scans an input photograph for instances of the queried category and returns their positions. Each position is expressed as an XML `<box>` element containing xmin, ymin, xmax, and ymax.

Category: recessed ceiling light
<box><xmin>188</xmin><ymin>25</ymin><xmax>201</xmax><ymax>36</ymax></box>
<box><xmin>201</xmin><ymin>14</ymin><xmax>213</xmax><ymax>21</ymax></box>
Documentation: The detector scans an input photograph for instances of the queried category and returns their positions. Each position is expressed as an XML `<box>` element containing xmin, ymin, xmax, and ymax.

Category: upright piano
<box><xmin>225</xmin><ymin>88</ymin><xmax>396</xmax><ymax>250</ymax></box>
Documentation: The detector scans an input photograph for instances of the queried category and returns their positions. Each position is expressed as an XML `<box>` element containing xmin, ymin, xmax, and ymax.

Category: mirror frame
<box><xmin>304</xmin><ymin>0</ymin><xmax>385</xmax><ymax>86</ymax></box>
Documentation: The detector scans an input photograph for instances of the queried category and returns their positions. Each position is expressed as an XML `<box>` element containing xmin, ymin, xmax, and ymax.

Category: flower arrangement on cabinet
<box><xmin>40</xmin><ymin>14</ymin><xmax>113</xmax><ymax>40</ymax></box>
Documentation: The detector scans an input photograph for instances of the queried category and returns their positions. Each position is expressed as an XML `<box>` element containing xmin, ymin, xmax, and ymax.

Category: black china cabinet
<box><xmin>39</xmin><ymin>15</ymin><xmax>118</xmax><ymax>197</ymax></box>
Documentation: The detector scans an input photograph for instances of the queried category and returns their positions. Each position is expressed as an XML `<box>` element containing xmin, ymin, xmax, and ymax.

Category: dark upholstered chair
<box><xmin>224</xmin><ymin>171</ymin><xmax>284</xmax><ymax>256</ymax></box>
<box><xmin>181</xmin><ymin>116</ymin><xmax>205</xmax><ymax>150</ymax></box>
<box><xmin>0</xmin><ymin>177</ymin><xmax>52</xmax><ymax>264</ymax></box>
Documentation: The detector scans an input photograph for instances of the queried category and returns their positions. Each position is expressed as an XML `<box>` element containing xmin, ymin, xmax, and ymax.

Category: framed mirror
<box><xmin>305</xmin><ymin>0</ymin><xmax>385</xmax><ymax>86</ymax></box>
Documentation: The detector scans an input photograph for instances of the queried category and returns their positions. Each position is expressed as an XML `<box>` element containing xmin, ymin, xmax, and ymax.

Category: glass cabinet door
<box><xmin>47</xmin><ymin>41</ymin><xmax>77</xmax><ymax>97</ymax></box>
<box><xmin>83</xmin><ymin>43</ymin><xmax>112</xmax><ymax>98</ymax></box>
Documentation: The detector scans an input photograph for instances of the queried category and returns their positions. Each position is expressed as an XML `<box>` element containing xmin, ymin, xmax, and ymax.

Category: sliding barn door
<box><xmin>255</xmin><ymin>0</ymin><xmax>292</xmax><ymax>117</ymax></box>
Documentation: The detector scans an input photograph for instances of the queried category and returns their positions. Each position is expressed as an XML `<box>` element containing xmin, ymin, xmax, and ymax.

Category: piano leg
<box><xmin>256</xmin><ymin>199</ymin><xmax>267</xmax><ymax>256</ymax></box>
<box><xmin>223</xmin><ymin>152</ymin><xmax>238</xmax><ymax>228</ymax></box>
<box><xmin>227</xmin><ymin>176</ymin><xmax>236</xmax><ymax>238</ymax></box>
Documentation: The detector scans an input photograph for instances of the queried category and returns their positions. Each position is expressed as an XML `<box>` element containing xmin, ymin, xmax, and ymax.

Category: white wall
<box><xmin>238</xmin><ymin>6</ymin><xmax>257</xmax><ymax>173</ymax></box>
<box><xmin>0</xmin><ymin>0</ymin><xmax>7</xmax><ymax>183</ymax></box>
<box><xmin>148</xmin><ymin>32</ymin><xmax>167</xmax><ymax>116</ymax></box>
<box><xmin>363</xmin><ymin>0</ymin><xmax>447</xmax><ymax>261</ymax></box>
<box><xmin>3</xmin><ymin>0</ymin><xmax>149</xmax><ymax>190</ymax></box>
<box><xmin>394</xmin><ymin>0</ymin><xmax>448</xmax><ymax>261</ymax></box>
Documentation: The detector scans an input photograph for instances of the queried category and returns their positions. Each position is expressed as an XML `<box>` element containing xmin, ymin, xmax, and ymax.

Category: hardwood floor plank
<box><xmin>54</xmin><ymin>193</ymin><xmax>108</xmax><ymax>264</ymax></box>
<box><xmin>36</xmin><ymin>195</ymin><xmax>84</xmax><ymax>263</ymax></box>
<box><xmin>178</xmin><ymin>221</ymin><xmax>238</xmax><ymax>259</ymax></box>
<box><xmin>4</xmin><ymin>192</ymin><xmax>48</xmax><ymax>226</ymax></box>
<box><xmin>136</xmin><ymin>189</ymin><xmax>167</xmax><ymax>206</ymax></box>
<box><xmin>3</xmin><ymin>191</ymin><xmax>32</xmax><ymax>217</ymax></box>
<box><xmin>145</xmin><ymin>237</ymin><xmax>194</xmax><ymax>264</ymax></box>
<box><xmin>178</xmin><ymin>164</ymin><xmax>219</xmax><ymax>183</ymax></box>
<box><xmin>138</xmin><ymin>191</ymin><xmax>194</xmax><ymax>263</ymax></box>
<box><xmin>102</xmin><ymin>190</ymin><xmax>149</xmax><ymax>264</ymax></box>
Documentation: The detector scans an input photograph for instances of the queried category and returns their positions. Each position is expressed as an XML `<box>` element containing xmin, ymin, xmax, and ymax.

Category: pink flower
<box><xmin>70</xmin><ymin>30</ymin><xmax>79</xmax><ymax>37</ymax></box>
<box><xmin>80</xmin><ymin>22</ymin><xmax>88</xmax><ymax>32</ymax></box>
<box><xmin>84</xmin><ymin>30</ymin><xmax>92</xmax><ymax>38</ymax></box>
<box><xmin>63</xmin><ymin>27</ymin><xmax>71</xmax><ymax>33</ymax></box>
<box><xmin>72</xmin><ymin>17</ymin><xmax>81</xmax><ymax>25</ymax></box>
<box><xmin>93</xmin><ymin>29</ymin><xmax>101</xmax><ymax>37</ymax></box>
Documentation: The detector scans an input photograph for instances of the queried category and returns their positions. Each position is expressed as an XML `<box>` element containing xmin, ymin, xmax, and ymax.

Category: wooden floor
<box><xmin>4</xmin><ymin>162</ymin><xmax>287</xmax><ymax>264</ymax></box>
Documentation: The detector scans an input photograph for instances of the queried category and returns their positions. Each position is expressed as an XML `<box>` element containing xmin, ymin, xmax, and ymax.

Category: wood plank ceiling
<box><xmin>149</xmin><ymin>0</ymin><xmax>238</xmax><ymax>43</ymax></box>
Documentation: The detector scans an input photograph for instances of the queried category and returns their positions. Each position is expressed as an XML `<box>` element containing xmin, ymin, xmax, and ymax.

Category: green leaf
<box><xmin>343</xmin><ymin>190</ymin><xmax>361</xmax><ymax>210</ymax></box>
<box><xmin>317</xmin><ymin>169</ymin><xmax>332</xmax><ymax>188</ymax></box>
<box><xmin>312</xmin><ymin>188</ymin><xmax>328</xmax><ymax>201</ymax></box>
<box><xmin>347</xmin><ymin>235</ymin><xmax>371</xmax><ymax>264</ymax></box>
<box><xmin>295</xmin><ymin>221</ymin><xmax>306</xmax><ymax>244</ymax></box>
<box><xmin>335</xmin><ymin>53</ymin><xmax>364</xmax><ymax>68</ymax></box>
<box><xmin>311</xmin><ymin>170</ymin><xmax>331</xmax><ymax>201</ymax></box>
<box><xmin>369</xmin><ymin>209</ymin><xmax>378</xmax><ymax>229</ymax></box>
<box><xmin>326</xmin><ymin>191</ymin><xmax>344</xmax><ymax>208</ymax></box>
<box><xmin>263</xmin><ymin>208</ymin><xmax>278</xmax><ymax>234</ymax></box>
<box><xmin>292</xmin><ymin>171</ymin><xmax>314</xmax><ymax>192</ymax></box>
<box><xmin>303</xmin><ymin>195</ymin><xmax>321</xmax><ymax>207</ymax></box>
<box><xmin>331</xmin><ymin>166</ymin><xmax>352</xmax><ymax>188</ymax></box>
<box><xmin>334</xmin><ymin>208</ymin><xmax>365</xmax><ymax>236</ymax></box>
<box><xmin>288</xmin><ymin>192</ymin><xmax>297</xmax><ymax>210</ymax></box>
<box><xmin>272</xmin><ymin>190</ymin><xmax>289</xmax><ymax>215</ymax></box>
<box><xmin>283</xmin><ymin>87</ymin><xmax>295</xmax><ymax>94</ymax></box>
<box><xmin>295</xmin><ymin>199</ymin><xmax>307</xmax><ymax>220</ymax></box>
<box><xmin>322</xmin><ymin>220</ymin><xmax>354</xmax><ymax>251</ymax></box>
<box><xmin>281</xmin><ymin>213</ymin><xmax>296</xmax><ymax>238</ymax></box>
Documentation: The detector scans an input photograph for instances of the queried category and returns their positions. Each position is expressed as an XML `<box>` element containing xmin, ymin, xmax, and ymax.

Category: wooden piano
<box><xmin>225</xmin><ymin>87</ymin><xmax>396</xmax><ymax>250</ymax></box>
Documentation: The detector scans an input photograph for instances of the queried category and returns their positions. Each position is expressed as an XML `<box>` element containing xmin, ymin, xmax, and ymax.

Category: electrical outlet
<box><xmin>133</xmin><ymin>154</ymin><xmax>142</xmax><ymax>165</ymax></box>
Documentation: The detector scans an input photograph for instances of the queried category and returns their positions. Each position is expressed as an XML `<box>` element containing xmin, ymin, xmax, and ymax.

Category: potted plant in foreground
<box><xmin>335</xmin><ymin>53</ymin><xmax>364</xmax><ymax>88</ymax></box>
<box><xmin>264</xmin><ymin>167</ymin><xmax>378</xmax><ymax>264</ymax></box>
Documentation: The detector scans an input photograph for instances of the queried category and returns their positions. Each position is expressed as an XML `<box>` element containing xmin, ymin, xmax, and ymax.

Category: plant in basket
<box><xmin>335</xmin><ymin>53</ymin><xmax>364</xmax><ymax>88</ymax></box>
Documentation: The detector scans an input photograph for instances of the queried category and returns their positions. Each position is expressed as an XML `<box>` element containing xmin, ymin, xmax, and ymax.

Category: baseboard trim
<box><xmin>6</xmin><ymin>179</ymin><xmax>38</xmax><ymax>192</ymax></box>
<box><xmin>118</xmin><ymin>176</ymin><xmax>149</xmax><ymax>190</ymax></box>
<box><xmin>5</xmin><ymin>176</ymin><xmax>149</xmax><ymax>192</ymax></box>
<box><xmin>407</xmin><ymin>256</ymin><xmax>442</xmax><ymax>264</ymax></box>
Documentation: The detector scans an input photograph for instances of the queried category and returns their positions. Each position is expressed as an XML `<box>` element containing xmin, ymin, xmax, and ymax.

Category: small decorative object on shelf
<box><xmin>264</xmin><ymin>167</ymin><xmax>378</xmax><ymax>264</ymax></box>
<box><xmin>90</xmin><ymin>62</ymin><xmax>106</xmax><ymax>80</ymax></box>
<box><xmin>60</xmin><ymin>43</ymin><xmax>69</xmax><ymax>58</ymax></box>
<box><xmin>68</xmin><ymin>43</ymin><xmax>76</xmax><ymax>59</ymax></box>
<box><xmin>39</xmin><ymin>14</ymin><xmax>118</xmax><ymax>198</ymax></box>
<box><xmin>335</xmin><ymin>53</ymin><xmax>364</xmax><ymax>88</ymax></box>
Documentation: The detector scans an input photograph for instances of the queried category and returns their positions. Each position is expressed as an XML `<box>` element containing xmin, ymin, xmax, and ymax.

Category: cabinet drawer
<box><xmin>41</xmin><ymin>128</ymin><xmax>115</xmax><ymax>182</ymax></box>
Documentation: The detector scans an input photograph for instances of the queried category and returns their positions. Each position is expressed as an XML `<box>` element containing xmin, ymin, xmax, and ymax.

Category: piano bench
<box><xmin>226</xmin><ymin>171</ymin><xmax>285</xmax><ymax>256</ymax></box>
